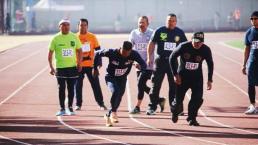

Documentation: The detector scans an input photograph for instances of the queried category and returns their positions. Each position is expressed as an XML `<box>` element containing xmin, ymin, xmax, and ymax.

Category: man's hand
<box><xmin>242</xmin><ymin>66</ymin><xmax>247</xmax><ymax>75</ymax></box>
<box><xmin>207</xmin><ymin>81</ymin><xmax>212</xmax><ymax>90</ymax></box>
<box><xmin>50</xmin><ymin>67</ymin><xmax>55</xmax><ymax>75</ymax></box>
<box><xmin>174</xmin><ymin>74</ymin><xmax>182</xmax><ymax>85</ymax></box>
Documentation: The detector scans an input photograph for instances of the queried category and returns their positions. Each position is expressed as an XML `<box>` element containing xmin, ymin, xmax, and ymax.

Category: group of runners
<box><xmin>48</xmin><ymin>11</ymin><xmax>258</xmax><ymax>127</ymax></box>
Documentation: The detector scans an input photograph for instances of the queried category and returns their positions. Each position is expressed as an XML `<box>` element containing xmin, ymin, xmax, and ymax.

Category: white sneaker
<box><xmin>245</xmin><ymin>105</ymin><xmax>257</xmax><ymax>114</ymax></box>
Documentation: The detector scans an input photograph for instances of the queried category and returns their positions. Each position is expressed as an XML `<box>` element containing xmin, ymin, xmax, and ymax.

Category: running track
<box><xmin>0</xmin><ymin>32</ymin><xmax>257</xmax><ymax>145</ymax></box>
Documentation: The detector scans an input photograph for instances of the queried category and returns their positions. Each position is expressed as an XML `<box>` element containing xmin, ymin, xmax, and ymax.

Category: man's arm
<box><xmin>205</xmin><ymin>47</ymin><xmax>214</xmax><ymax>90</ymax></box>
<box><xmin>169</xmin><ymin>45</ymin><xmax>181</xmax><ymax>85</ymax></box>
<box><xmin>242</xmin><ymin>45</ymin><xmax>250</xmax><ymax>75</ymax></box>
<box><xmin>76</xmin><ymin>48</ymin><xmax>83</xmax><ymax>72</ymax></box>
<box><xmin>48</xmin><ymin>50</ymin><xmax>55</xmax><ymax>75</ymax></box>
<box><xmin>147</xmin><ymin>41</ymin><xmax>155</xmax><ymax>66</ymax></box>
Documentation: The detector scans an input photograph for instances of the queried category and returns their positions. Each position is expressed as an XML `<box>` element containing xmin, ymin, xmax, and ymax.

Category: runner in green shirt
<box><xmin>48</xmin><ymin>19</ymin><xmax>82</xmax><ymax>116</ymax></box>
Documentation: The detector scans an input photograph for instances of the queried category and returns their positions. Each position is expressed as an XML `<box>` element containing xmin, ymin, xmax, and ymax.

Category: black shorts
<box><xmin>56</xmin><ymin>67</ymin><xmax>79</xmax><ymax>78</ymax></box>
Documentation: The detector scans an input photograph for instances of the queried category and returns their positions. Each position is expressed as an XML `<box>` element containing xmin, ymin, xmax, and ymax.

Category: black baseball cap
<box><xmin>251</xmin><ymin>11</ymin><xmax>258</xmax><ymax>17</ymax></box>
<box><xmin>192</xmin><ymin>32</ymin><xmax>204</xmax><ymax>42</ymax></box>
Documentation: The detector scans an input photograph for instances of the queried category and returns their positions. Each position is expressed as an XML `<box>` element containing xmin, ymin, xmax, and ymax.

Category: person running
<box><xmin>128</xmin><ymin>16</ymin><xmax>154</xmax><ymax>114</ymax></box>
<box><xmin>146</xmin><ymin>13</ymin><xmax>187</xmax><ymax>115</ymax></box>
<box><xmin>242</xmin><ymin>11</ymin><xmax>258</xmax><ymax>114</ymax></box>
<box><xmin>75</xmin><ymin>18</ymin><xmax>107</xmax><ymax>111</ymax></box>
<box><xmin>94</xmin><ymin>41</ymin><xmax>147</xmax><ymax>127</ymax></box>
<box><xmin>48</xmin><ymin>19</ymin><xmax>82</xmax><ymax>116</ymax></box>
<box><xmin>169</xmin><ymin>32</ymin><xmax>214</xmax><ymax>126</ymax></box>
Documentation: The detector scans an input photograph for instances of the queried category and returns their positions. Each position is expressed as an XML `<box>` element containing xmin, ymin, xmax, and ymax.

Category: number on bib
<box><xmin>185</xmin><ymin>62</ymin><xmax>199</xmax><ymax>70</ymax></box>
<box><xmin>164</xmin><ymin>42</ymin><xmax>176</xmax><ymax>51</ymax></box>
<box><xmin>135</xmin><ymin>43</ymin><xmax>147</xmax><ymax>51</ymax></box>
<box><xmin>62</xmin><ymin>49</ymin><xmax>73</xmax><ymax>57</ymax></box>
<box><xmin>115</xmin><ymin>68</ymin><xmax>128</xmax><ymax>76</ymax></box>
<box><xmin>82</xmin><ymin>42</ymin><xmax>91</xmax><ymax>52</ymax></box>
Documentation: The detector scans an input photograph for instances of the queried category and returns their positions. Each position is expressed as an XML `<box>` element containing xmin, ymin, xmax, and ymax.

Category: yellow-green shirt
<box><xmin>49</xmin><ymin>32</ymin><xmax>82</xmax><ymax>68</ymax></box>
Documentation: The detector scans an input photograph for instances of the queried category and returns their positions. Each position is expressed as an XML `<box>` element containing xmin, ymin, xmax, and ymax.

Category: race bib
<box><xmin>135</xmin><ymin>43</ymin><xmax>147</xmax><ymax>51</ymax></box>
<box><xmin>252</xmin><ymin>41</ymin><xmax>258</xmax><ymax>49</ymax></box>
<box><xmin>185</xmin><ymin>62</ymin><xmax>199</xmax><ymax>70</ymax></box>
<box><xmin>164</xmin><ymin>42</ymin><xmax>176</xmax><ymax>51</ymax></box>
<box><xmin>62</xmin><ymin>49</ymin><xmax>73</xmax><ymax>57</ymax></box>
<box><xmin>115</xmin><ymin>68</ymin><xmax>128</xmax><ymax>76</ymax></box>
<box><xmin>82</xmin><ymin>42</ymin><xmax>91</xmax><ymax>52</ymax></box>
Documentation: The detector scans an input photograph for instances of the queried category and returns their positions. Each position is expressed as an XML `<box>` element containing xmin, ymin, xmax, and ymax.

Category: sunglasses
<box><xmin>250</xmin><ymin>17</ymin><xmax>258</xmax><ymax>20</ymax></box>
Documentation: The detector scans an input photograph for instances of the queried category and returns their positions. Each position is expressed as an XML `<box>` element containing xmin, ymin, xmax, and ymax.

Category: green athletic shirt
<box><xmin>49</xmin><ymin>32</ymin><xmax>82</xmax><ymax>68</ymax></box>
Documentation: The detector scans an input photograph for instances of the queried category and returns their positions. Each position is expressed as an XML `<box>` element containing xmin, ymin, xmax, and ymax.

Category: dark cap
<box><xmin>122</xmin><ymin>41</ymin><xmax>133</xmax><ymax>51</ymax></box>
<box><xmin>192</xmin><ymin>32</ymin><xmax>204</xmax><ymax>42</ymax></box>
<box><xmin>251</xmin><ymin>11</ymin><xmax>258</xmax><ymax>17</ymax></box>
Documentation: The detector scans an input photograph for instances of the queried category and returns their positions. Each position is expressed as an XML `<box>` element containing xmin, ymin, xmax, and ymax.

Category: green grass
<box><xmin>225</xmin><ymin>40</ymin><xmax>245</xmax><ymax>50</ymax></box>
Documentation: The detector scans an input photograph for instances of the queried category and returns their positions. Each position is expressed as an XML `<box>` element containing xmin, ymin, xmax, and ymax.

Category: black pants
<box><xmin>148</xmin><ymin>58</ymin><xmax>176</xmax><ymax>111</ymax></box>
<box><xmin>105</xmin><ymin>76</ymin><xmax>127</xmax><ymax>115</ymax></box>
<box><xmin>57</xmin><ymin>78</ymin><xmax>76</xmax><ymax>109</ymax></box>
<box><xmin>172</xmin><ymin>76</ymin><xmax>203</xmax><ymax>120</ymax></box>
<box><xmin>75</xmin><ymin>67</ymin><xmax>104</xmax><ymax>107</ymax></box>
<box><xmin>56</xmin><ymin>67</ymin><xmax>78</xmax><ymax>109</ymax></box>
<box><xmin>137</xmin><ymin>70</ymin><xmax>152</xmax><ymax>100</ymax></box>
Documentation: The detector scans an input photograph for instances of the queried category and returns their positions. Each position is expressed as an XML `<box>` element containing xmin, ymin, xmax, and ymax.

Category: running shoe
<box><xmin>146</xmin><ymin>109</ymin><xmax>156</xmax><ymax>115</ymax></box>
<box><xmin>56</xmin><ymin>109</ymin><xmax>66</xmax><ymax>116</ymax></box>
<box><xmin>245</xmin><ymin>104</ymin><xmax>257</xmax><ymax>114</ymax></box>
<box><xmin>130</xmin><ymin>106</ymin><xmax>140</xmax><ymax>114</ymax></box>
<box><xmin>171</xmin><ymin>114</ymin><xmax>178</xmax><ymax>123</ymax></box>
<box><xmin>104</xmin><ymin>114</ymin><xmax>113</xmax><ymax>127</ymax></box>
<box><xmin>188</xmin><ymin>119</ymin><xmax>200</xmax><ymax>126</ymax></box>
<box><xmin>67</xmin><ymin>107</ymin><xmax>75</xmax><ymax>116</ymax></box>
<box><xmin>75</xmin><ymin>106</ymin><xmax>81</xmax><ymax>111</ymax></box>
<box><xmin>111</xmin><ymin>113</ymin><xmax>119</xmax><ymax>123</ymax></box>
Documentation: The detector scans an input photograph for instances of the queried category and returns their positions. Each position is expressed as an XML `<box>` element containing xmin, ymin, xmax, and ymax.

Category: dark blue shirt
<box><xmin>94</xmin><ymin>48</ymin><xmax>147</xmax><ymax>78</ymax></box>
<box><xmin>151</xmin><ymin>26</ymin><xmax>187</xmax><ymax>59</ymax></box>
<box><xmin>169</xmin><ymin>41</ymin><xmax>214</xmax><ymax>82</ymax></box>
<box><xmin>245</xmin><ymin>27</ymin><xmax>258</xmax><ymax>60</ymax></box>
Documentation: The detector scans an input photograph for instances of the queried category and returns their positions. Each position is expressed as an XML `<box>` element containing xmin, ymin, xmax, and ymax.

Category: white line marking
<box><xmin>0</xmin><ymin>135</ymin><xmax>31</xmax><ymax>145</ymax></box>
<box><xmin>0</xmin><ymin>66</ymin><xmax>48</xmax><ymax>144</ymax></box>
<box><xmin>126</xmin><ymin>80</ymin><xmax>227</xmax><ymax>145</ymax></box>
<box><xmin>57</xmin><ymin>117</ymin><xmax>130</xmax><ymax>145</ymax></box>
<box><xmin>0</xmin><ymin>66</ymin><xmax>48</xmax><ymax>105</ymax></box>
<box><xmin>218</xmin><ymin>41</ymin><xmax>243</xmax><ymax>53</ymax></box>
<box><xmin>0</xmin><ymin>50</ymin><xmax>41</xmax><ymax>72</ymax></box>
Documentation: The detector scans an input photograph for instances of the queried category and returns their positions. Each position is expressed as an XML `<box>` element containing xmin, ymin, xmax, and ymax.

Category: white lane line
<box><xmin>0</xmin><ymin>50</ymin><xmax>41</xmax><ymax>72</ymax></box>
<box><xmin>0</xmin><ymin>66</ymin><xmax>48</xmax><ymax>105</ymax></box>
<box><xmin>0</xmin><ymin>135</ymin><xmax>31</xmax><ymax>145</ymax></box>
<box><xmin>57</xmin><ymin>117</ymin><xmax>129</xmax><ymax>145</ymax></box>
<box><xmin>185</xmin><ymin>93</ymin><xmax>258</xmax><ymax>135</ymax></box>
<box><xmin>0</xmin><ymin>66</ymin><xmax>48</xmax><ymax>144</ymax></box>
<box><xmin>218</xmin><ymin>41</ymin><xmax>243</xmax><ymax>53</ymax></box>
<box><xmin>126</xmin><ymin>80</ymin><xmax>227</xmax><ymax>145</ymax></box>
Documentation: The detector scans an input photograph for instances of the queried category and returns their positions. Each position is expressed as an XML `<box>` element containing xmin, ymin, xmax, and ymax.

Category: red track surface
<box><xmin>0</xmin><ymin>33</ymin><xmax>257</xmax><ymax>145</ymax></box>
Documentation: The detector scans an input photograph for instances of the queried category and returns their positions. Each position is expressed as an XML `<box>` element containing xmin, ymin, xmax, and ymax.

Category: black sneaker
<box><xmin>130</xmin><ymin>106</ymin><xmax>140</xmax><ymax>114</ymax></box>
<box><xmin>159</xmin><ymin>97</ymin><xmax>166</xmax><ymax>112</ymax></box>
<box><xmin>188</xmin><ymin>119</ymin><xmax>200</xmax><ymax>126</ymax></box>
<box><xmin>171</xmin><ymin>114</ymin><xmax>178</xmax><ymax>123</ymax></box>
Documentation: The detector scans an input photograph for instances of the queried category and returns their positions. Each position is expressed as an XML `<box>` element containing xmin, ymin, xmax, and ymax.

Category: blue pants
<box><xmin>247</xmin><ymin>60</ymin><xmax>258</xmax><ymax>104</ymax></box>
<box><xmin>75</xmin><ymin>67</ymin><xmax>104</xmax><ymax>107</ymax></box>
<box><xmin>148</xmin><ymin>58</ymin><xmax>175</xmax><ymax>111</ymax></box>
<box><xmin>136</xmin><ymin>70</ymin><xmax>152</xmax><ymax>100</ymax></box>
<box><xmin>105</xmin><ymin>75</ymin><xmax>127</xmax><ymax>115</ymax></box>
